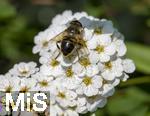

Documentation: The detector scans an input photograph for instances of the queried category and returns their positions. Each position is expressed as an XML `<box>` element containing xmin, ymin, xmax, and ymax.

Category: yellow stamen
<box><xmin>57</xmin><ymin>92</ymin><xmax>66</xmax><ymax>99</ymax></box>
<box><xmin>50</xmin><ymin>59</ymin><xmax>59</xmax><ymax>67</ymax></box>
<box><xmin>20</xmin><ymin>86</ymin><xmax>30</xmax><ymax>93</ymax></box>
<box><xmin>104</xmin><ymin>61</ymin><xmax>112</xmax><ymax>69</ymax></box>
<box><xmin>79</xmin><ymin>57</ymin><xmax>91</xmax><ymax>67</ymax></box>
<box><xmin>5</xmin><ymin>85</ymin><xmax>12</xmax><ymax>93</ymax></box>
<box><xmin>66</xmin><ymin>67</ymin><xmax>74</xmax><ymax>77</ymax></box>
<box><xmin>42</xmin><ymin>41</ymin><xmax>49</xmax><ymax>48</ymax></box>
<box><xmin>39</xmin><ymin>80</ymin><xmax>48</xmax><ymax>87</ymax></box>
<box><xmin>95</xmin><ymin>45</ymin><xmax>104</xmax><ymax>53</ymax></box>
<box><xmin>20</xmin><ymin>70</ymin><xmax>28</xmax><ymax>75</ymax></box>
<box><xmin>82</xmin><ymin>76</ymin><xmax>92</xmax><ymax>86</ymax></box>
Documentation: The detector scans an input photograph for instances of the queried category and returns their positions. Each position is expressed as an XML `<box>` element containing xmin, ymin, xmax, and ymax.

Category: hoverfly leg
<box><xmin>55</xmin><ymin>52</ymin><xmax>60</xmax><ymax>60</ymax></box>
<box><xmin>53</xmin><ymin>41</ymin><xmax>61</xmax><ymax>60</ymax></box>
<box><xmin>56</xmin><ymin>41</ymin><xmax>61</xmax><ymax>50</ymax></box>
<box><xmin>76</xmin><ymin>48</ymin><xmax>80</xmax><ymax>61</ymax></box>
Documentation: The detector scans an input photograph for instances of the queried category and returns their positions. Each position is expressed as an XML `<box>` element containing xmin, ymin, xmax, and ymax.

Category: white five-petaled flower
<box><xmin>76</xmin><ymin>75</ymin><xmax>103</xmax><ymax>97</ymax></box>
<box><xmin>60</xmin><ymin>67</ymin><xmax>82</xmax><ymax>90</ymax></box>
<box><xmin>122</xmin><ymin>59</ymin><xmax>135</xmax><ymax>74</ymax></box>
<box><xmin>52</xmin><ymin>82</ymin><xmax>77</xmax><ymax>108</ymax></box>
<box><xmin>99</xmin><ymin>58</ymin><xmax>124</xmax><ymax>81</ymax></box>
<box><xmin>88</xmin><ymin>34</ymin><xmax>116</xmax><ymax>63</ymax></box>
<box><xmin>72</xmin><ymin>57</ymin><xmax>99</xmax><ymax>77</ymax></box>
<box><xmin>100</xmin><ymin>84</ymin><xmax>115</xmax><ymax>97</ymax></box>
<box><xmin>19</xmin><ymin>78</ymin><xmax>37</xmax><ymax>92</ymax></box>
<box><xmin>76</xmin><ymin>97</ymin><xmax>88</xmax><ymax>114</ymax></box>
<box><xmin>40</xmin><ymin>54</ymin><xmax>63</xmax><ymax>77</ymax></box>
<box><xmin>9</xmin><ymin>62</ymin><xmax>38</xmax><ymax>78</ymax></box>
<box><xmin>32</xmin><ymin>73</ymin><xmax>54</xmax><ymax>91</ymax></box>
<box><xmin>86</xmin><ymin>95</ymin><xmax>107</xmax><ymax>112</ymax></box>
<box><xmin>0</xmin><ymin>74</ymin><xmax>20</xmax><ymax>92</ymax></box>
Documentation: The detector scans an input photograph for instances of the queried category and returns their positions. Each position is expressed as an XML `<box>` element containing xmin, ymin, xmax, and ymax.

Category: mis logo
<box><xmin>0</xmin><ymin>92</ymin><xmax>50</xmax><ymax>113</ymax></box>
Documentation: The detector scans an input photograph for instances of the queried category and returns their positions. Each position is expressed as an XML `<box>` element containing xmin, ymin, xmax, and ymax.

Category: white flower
<box><xmin>112</xmin><ymin>29</ymin><xmax>124</xmax><ymax>40</ymax></box>
<box><xmin>113</xmin><ymin>39</ymin><xmax>127</xmax><ymax>56</ymax></box>
<box><xmin>100</xmin><ymin>84</ymin><xmax>115</xmax><ymax>97</ymax></box>
<box><xmin>63</xmin><ymin>109</ymin><xmax>79</xmax><ymax>116</ymax></box>
<box><xmin>100</xmin><ymin>58</ymin><xmax>124</xmax><ymax>81</ymax></box>
<box><xmin>60</xmin><ymin>67</ymin><xmax>82</xmax><ymax>90</ymax></box>
<box><xmin>33</xmin><ymin>29</ymin><xmax>53</xmax><ymax>54</ymax></box>
<box><xmin>32</xmin><ymin>29</ymin><xmax>57</xmax><ymax>55</ymax></box>
<box><xmin>118</xmin><ymin>73</ymin><xmax>129</xmax><ymax>82</ymax></box>
<box><xmin>76</xmin><ymin>75</ymin><xmax>103</xmax><ymax>96</ymax></box>
<box><xmin>9</xmin><ymin>62</ymin><xmax>38</xmax><ymax>78</ymax></box>
<box><xmin>51</xmin><ymin>10</ymin><xmax>73</xmax><ymax>27</ymax></box>
<box><xmin>39</xmin><ymin>52</ymin><xmax>58</xmax><ymax>65</ymax></box>
<box><xmin>84</xmin><ymin>28</ymin><xmax>94</xmax><ymax>41</ymax></box>
<box><xmin>86</xmin><ymin>95</ymin><xmax>107</xmax><ymax>112</ymax></box>
<box><xmin>76</xmin><ymin>97</ymin><xmax>88</xmax><ymax>114</ymax></box>
<box><xmin>53</xmin><ymin>86</ymin><xmax>77</xmax><ymax>108</ymax></box>
<box><xmin>50</xmin><ymin>104</ymin><xmax>64</xmax><ymax>116</ymax></box>
<box><xmin>108</xmin><ymin>78</ymin><xmax>121</xmax><ymax>86</ymax></box>
<box><xmin>122</xmin><ymin>59</ymin><xmax>135</xmax><ymax>73</ymax></box>
<box><xmin>51</xmin><ymin>10</ymin><xmax>93</xmax><ymax>28</ymax></box>
<box><xmin>32</xmin><ymin>73</ymin><xmax>53</xmax><ymax>91</ymax></box>
<box><xmin>100</xmin><ymin>19</ymin><xmax>114</xmax><ymax>34</ymax></box>
<box><xmin>39</xmin><ymin>52</ymin><xmax>64</xmax><ymax>77</ymax></box>
<box><xmin>88</xmin><ymin>19</ymin><xmax>114</xmax><ymax>35</ymax></box>
<box><xmin>74</xmin><ymin>12</ymin><xmax>89</xmax><ymax>21</ymax></box>
<box><xmin>88</xmin><ymin>34</ymin><xmax>116</xmax><ymax>63</ymax></box>
<box><xmin>33</xmin><ymin>25</ymin><xmax>66</xmax><ymax>55</ymax></box>
<box><xmin>0</xmin><ymin>74</ymin><xmax>20</xmax><ymax>92</ymax></box>
<box><xmin>72</xmin><ymin>57</ymin><xmax>99</xmax><ymax>77</ymax></box>
<box><xmin>19</xmin><ymin>78</ymin><xmax>37</xmax><ymax>92</ymax></box>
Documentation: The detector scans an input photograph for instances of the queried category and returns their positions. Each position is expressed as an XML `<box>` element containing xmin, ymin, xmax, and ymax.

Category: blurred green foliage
<box><xmin>95</xmin><ymin>87</ymin><xmax>150</xmax><ymax>116</ymax></box>
<box><xmin>127</xmin><ymin>43</ymin><xmax>150</xmax><ymax>74</ymax></box>
<box><xmin>0</xmin><ymin>0</ymin><xmax>150</xmax><ymax>115</ymax></box>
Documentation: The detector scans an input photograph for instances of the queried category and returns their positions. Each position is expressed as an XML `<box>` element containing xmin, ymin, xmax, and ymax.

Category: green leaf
<box><xmin>0</xmin><ymin>0</ymin><xmax>16</xmax><ymax>20</ymax></box>
<box><xmin>129</xmin><ymin>106</ymin><xmax>149</xmax><ymax>116</ymax></box>
<box><xmin>120</xmin><ymin>76</ymin><xmax>150</xmax><ymax>86</ymax></box>
<box><xmin>126</xmin><ymin>87</ymin><xmax>150</xmax><ymax>102</ymax></box>
<box><xmin>107</xmin><ymin>96</ymin><xmax>141</xmax><ymax>115</ymax></box>
<box><xmin>107</xmin><ymin>87</ymin><xmax>150</xmax><ymax>116</ymax></box>
<box><xmin>126</xmin><ymin>42</ymin><xmax>150</xmax><ymax>74</ymax></box>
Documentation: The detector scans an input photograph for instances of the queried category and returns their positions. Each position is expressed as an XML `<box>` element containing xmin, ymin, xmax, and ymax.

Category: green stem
<box><xmin>119</xmin><ymin>76</ymin><xmax>150</xmax><ymax>87</ymax></box>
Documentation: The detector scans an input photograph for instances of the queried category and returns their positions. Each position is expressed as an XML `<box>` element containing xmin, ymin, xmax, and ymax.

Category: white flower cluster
<box><xmin>0</xmin><ymin>11</ymin><xmax>135</xmax><ymax>116</ymax></box>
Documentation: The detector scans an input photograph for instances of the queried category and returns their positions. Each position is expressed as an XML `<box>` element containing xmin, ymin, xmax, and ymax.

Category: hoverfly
<box><xmin>50</xmin><ymin>20</ymin><xmax>88</xmax><ymax>59</ymax></box>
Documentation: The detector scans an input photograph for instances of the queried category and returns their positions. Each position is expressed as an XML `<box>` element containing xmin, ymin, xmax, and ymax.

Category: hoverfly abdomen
<box><xmin>61</xmin><ymin>39</ymin><xmax>75</xmax><ymax>56</ymax></box>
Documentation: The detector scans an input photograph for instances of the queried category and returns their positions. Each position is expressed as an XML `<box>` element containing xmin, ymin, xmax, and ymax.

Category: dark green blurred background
<box><xmin>0</xmin><ymin>0</ymin><xmax>150</xmax><ymax>116</ymax></box>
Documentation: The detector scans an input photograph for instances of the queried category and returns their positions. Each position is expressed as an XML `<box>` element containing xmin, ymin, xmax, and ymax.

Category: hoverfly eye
<box><xmin>70</xmin><ymin>20</ymin><xmax>82</xmax><ymax>27</ymax></box>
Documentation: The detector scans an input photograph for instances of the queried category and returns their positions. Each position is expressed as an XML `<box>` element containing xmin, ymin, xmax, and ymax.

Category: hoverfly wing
<box><xmin>48</xmin><ymin>29</ymin><xmax>68</xmax><ymax>59</ymax></box>
<box><xmin>49</xmin><ymin>30</ymin><xmax>68</xmax><ymax>43</ymax></box>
